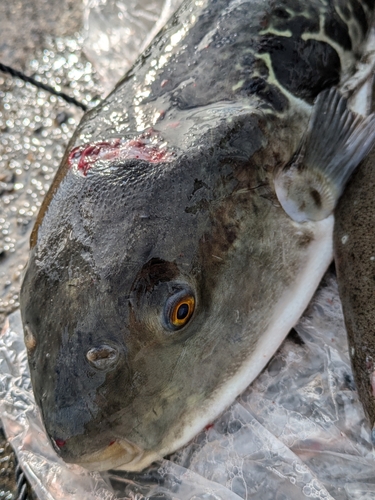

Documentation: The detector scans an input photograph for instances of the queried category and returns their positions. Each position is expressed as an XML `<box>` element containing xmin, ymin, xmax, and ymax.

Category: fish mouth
<box><xmin>74</xmin><ymin>439</ymin><xmax>146</xmax><ymax>472</ymax></box>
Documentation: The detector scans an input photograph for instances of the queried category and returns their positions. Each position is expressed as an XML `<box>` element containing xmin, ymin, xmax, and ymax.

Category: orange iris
<box><xmin>170</xmin><ymin>295</ymin><xmax>195</xmax><ymax>328</ymax></box>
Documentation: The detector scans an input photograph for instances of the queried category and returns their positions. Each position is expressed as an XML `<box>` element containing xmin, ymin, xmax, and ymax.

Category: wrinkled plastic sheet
<box><xmin>82</xmin><ymin>0</ymin><xmax>183</xmax><ymax>92</ymax></box>
<box><xmin>1</xmin><ymin>272</ymin><xmax>375</xmax><ymax>500</ymax></box>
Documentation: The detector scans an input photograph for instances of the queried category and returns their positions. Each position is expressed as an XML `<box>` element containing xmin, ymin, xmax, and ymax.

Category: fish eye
<box><xmin>164</xmin><ymin>290</ymin><xmax>195</xmax><ymax>331</ymax></box>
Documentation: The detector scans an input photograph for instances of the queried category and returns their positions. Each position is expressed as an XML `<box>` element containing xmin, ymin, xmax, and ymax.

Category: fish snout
<box><xmin>48</xmin><ymin>431</ymin><xmax>117</xmax><ymax>462</ymax></box>
<box><xmin>49</xmin><ymin>433</ymin><xmax>145</xmax><ymax>471</ymax></box>
<box><xmin>37</xmin><ymin>339</ymin><xmax>131</xmax><ymax>467</ymax></box>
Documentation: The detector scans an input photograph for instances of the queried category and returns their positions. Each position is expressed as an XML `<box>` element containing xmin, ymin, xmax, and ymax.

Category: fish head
<box><xmin>20</xmin><ymin>111</ymin><xmax>331</xmax><ymax>471</ymax></box>
<box><xmin>20</xmin><ymin>115</ymin><xmax>262</xmax><ymax>470</ymax></box>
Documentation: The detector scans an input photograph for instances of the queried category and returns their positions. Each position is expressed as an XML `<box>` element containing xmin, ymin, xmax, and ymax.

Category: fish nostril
<box><xmin>24</xmin><ymin>325</ymin><xmax>37</xmax><ymax>351</ymax></box>
<box><xmin>86</xmin><ymin>344</ymin><xmax>119</xmax><ymax>371</ymax></box>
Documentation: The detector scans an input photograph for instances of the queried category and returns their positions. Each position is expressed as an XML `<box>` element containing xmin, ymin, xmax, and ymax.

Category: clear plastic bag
<box><xmin>82</xmin><ymin>0</ymin><xmax>183</xmax><ymax>92</ymax></box>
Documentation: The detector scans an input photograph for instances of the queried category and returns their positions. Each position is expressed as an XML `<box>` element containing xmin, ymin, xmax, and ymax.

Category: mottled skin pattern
<box><xmin>20</xmin><ymin>0</ymin><xmax>374</xmax><ymax>471</ymax></box>
<box><xmin>335</xmin><ymin>145</ymin><xmax>375</xmax><ymax>428</ymax></box>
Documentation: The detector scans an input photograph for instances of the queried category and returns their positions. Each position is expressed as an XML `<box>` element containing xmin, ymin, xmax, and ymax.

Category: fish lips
<box><xmin>56</xmin><ymin>438</ymin><xmax>147</xmax><ymax>471</ymax></box>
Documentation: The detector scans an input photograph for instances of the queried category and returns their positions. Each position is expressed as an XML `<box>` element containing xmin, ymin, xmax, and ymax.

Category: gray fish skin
<box><xmin>334</xmin><ymin>136</ymin><xmax>375</xmax><ymax>430</ymax></box>
<box><xmin>20</xmin><ymin>0</ymin><xmax>375</xmax><ymax>471</ymax></box>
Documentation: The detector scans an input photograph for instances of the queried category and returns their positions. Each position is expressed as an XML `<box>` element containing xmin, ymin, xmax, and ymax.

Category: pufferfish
<box><xmin>20</xmin><ymin>0</ymin><xmax>375</xmax><ymax>471</ymax></box>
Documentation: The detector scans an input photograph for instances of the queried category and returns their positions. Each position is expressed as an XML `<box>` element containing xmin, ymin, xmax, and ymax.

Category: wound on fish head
<box><xmin>68</xmin><ymin>136</ymin><xmax>172</xmax><ymax>176</ymax></box>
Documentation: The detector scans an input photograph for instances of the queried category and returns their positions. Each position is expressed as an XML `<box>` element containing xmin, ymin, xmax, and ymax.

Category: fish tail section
<box><xmin>274</xmin><ymin>88</ymin><xmax>375</xmax><ymax>222</ymax></box>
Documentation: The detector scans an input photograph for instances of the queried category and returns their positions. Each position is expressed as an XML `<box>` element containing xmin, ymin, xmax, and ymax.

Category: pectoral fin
<box><xmin>275</xmin><ymin>88</ymin><xmax>375</xmax><ymax>222</ymax></box>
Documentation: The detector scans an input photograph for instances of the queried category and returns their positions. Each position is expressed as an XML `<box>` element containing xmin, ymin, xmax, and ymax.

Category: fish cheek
<box><xmin>123</xmin><ymin>276</ymin><xmax>201</xmax><ymax>431</ymax></box>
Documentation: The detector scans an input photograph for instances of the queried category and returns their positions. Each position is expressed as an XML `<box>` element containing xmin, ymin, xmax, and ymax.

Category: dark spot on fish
<box><xmin>260</xmin><ymin>36</ymin><xmax>340</xmax><ymax>102</ymax></box>
<box><xmin>338</xmin><ymin>4</ymin><xmax>351</xmax><ymax>20</ymax></box>
<box><xmin>240</xmin><ymin>52</ymin><xmax>256</xmax><ymax>68</ymax></box>
<box><xmin>310</xmin><ymin>188</ymin><xmax>322</xmax><ymax>208</ymax></box>
<box><xmin>241</xmin><ymin>76</ymin><xmax>266</xmax><ymax>95</ymax></box>
<box><xmin>360</xmin><ymin>0</ymin><xmax>373</xmax><ymax>10</ymax></box>
<box><xmin>286</xmin><ymin>13</ymin><xmax>319</xmax><ymax>37</ymax></box>
<box><xmin>133</xmin><ymin>258</ymin><xmax>180</xmax><ymax>296</ymax></box>
<box><xmin>185</xmin><ymin>198</ymin><xmax>210</xmax><ymax>214</ymax></box>
<box><xmin>188</xmin><ymin>178</ymin><xmax>209</xmax><ymax>201</ymax></box>
<box><xmin>253</xmin><ymin>57</ymin><xmax>269</xmax><ymax>79</ymax></box>
<box><xmin>297</xmin><ymin>229</ymin><xmax>314</xmax><ymax>248</ymax></box>
<box><xmin>324</xmin><ymin>10</ymin><xmax>352</xmax><ymax>51</ymax></box>
<box><xmin>273</xmin><ymin>7</ymin><xmax>290</xmax><ymax>19</ymax></box>
<box><xmin>349</xmin><ymin>0</ymin><xmax>368</xmax><ymax>35</ymax></box>
<box><xmin>255</xmin><ymin>81</ymin><xmax>289</xmax><ymax>113</ymax></box>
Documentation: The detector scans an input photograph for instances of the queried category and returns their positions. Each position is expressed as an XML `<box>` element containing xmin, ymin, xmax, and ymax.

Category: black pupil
<box><xmin>177</xmin><ymin>303</ymin><xmax>189</xmax><ymax>320</ymax></box>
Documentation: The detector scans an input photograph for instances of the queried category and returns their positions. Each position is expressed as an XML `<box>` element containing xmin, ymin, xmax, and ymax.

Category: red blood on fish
<box><xmin>125</xmin><ymin>139</ymin><xmax>170</xmax><ymax>163</ymax></box>
<box><xmin>54</xmin><ymin>438</ymin><xmax>66</xmax><ymax>448</ymax></box>
<box><xmin>68</xmin><ymin>139</ymin><xmax>121</xmax><ymax>176</ymax></box>
<box><xmin>68</xmin><ymin>137</ymin><xmax>171</xmax><ymax>176</ymax></box>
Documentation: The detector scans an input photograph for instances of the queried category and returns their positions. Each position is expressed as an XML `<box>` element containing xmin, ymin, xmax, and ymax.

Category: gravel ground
<box><xmin>0</xmin><ymin>0</ymin><xmax>83</xmax><ymax>69</ymax></box>
<box><xmin>0</xmin><ymin>1</ymin><xmax>100</xmax><ymax>496</ymax></box>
